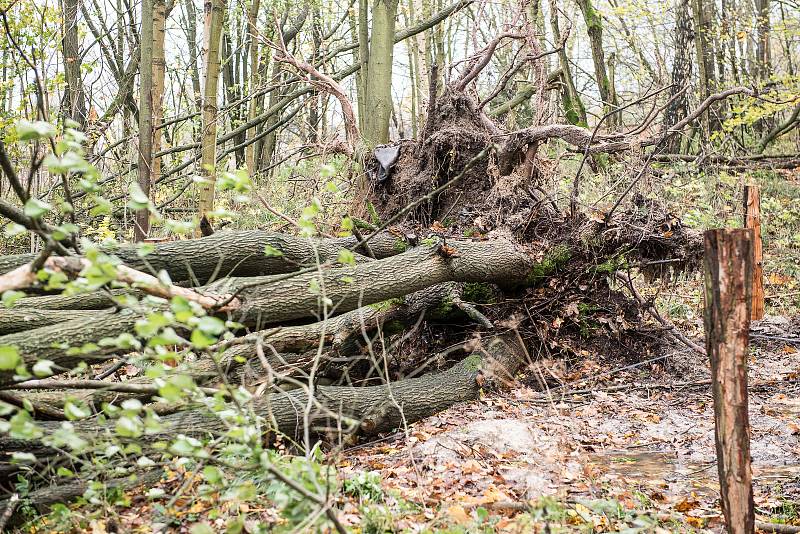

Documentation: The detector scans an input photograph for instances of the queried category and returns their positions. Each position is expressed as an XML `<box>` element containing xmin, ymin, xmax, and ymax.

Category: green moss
<box><xmin>462</xmin><ymin>283</ymin><xmax>495</xmax><ymax>303</ymax></box>
<box><xmin>441</xmin><ymin>217</ymin><xmax>456</xmax><ymax>227</ymax></box>
<box><xmin>366</xmin><ymin>202</ymin><xmax>381</xmax><ymax>225</ymax></box>
<box><xmin>526</xmin><ymin>244</ymin><xmax>572</xmax><ymax>285</ymax></box>
<box><xmin>383</xmin><ymin>320</ymin><xmax>406</xmax><ymax>336</ymax></box>
<box><xmin>463</xmin><ymin>353</ymin><xmax>482</xmax><ymax>372</ymax></box>
<box><xmin>393</xmin><ymin>238</ymin><xmax>408</xmax><ymax>253</ymax></box>
<box><xmin>594</xmin><ymin>251</ymin><xmax>629</xmax><ymax>274</ymax></box>
<box><xmin>428</xmin><ymin>298</ymin><xmax>456</xmax><ymax>320</ymax></box>
<box><xmin>577</xmin><ymin>303</ymin><xmax>600</xmax><ymax>315</ymax></box>
<box><xmin>368</xmin><ymin>298</ymin><xmax>403</xmax><ymax>312</ymax></box>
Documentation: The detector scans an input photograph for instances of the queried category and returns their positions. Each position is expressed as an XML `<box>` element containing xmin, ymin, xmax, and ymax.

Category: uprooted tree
<box><xmin>1</xmin><ymin>34</ymin><xmax>756</xmax><ymax>523</ymax></box>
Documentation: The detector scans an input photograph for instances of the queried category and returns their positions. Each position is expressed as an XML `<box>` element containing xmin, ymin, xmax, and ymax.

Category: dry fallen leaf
<box><xmin>446</xmin><ymin>504</ymin><xmax>471</xmax><ymax>524</ymax></box>
<box><xmin>675</xmin><ymin>498</ymin><xmax>700</xmax><ymax>512</ymax></box>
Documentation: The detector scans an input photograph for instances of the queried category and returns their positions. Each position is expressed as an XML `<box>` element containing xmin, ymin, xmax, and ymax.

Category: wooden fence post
<box><xmin>743</xmin><ymin>185</ymin><xmax>765</xmax><ymax>320</ymax></box>
<box><xmin>704</xmin><ymin>229</ymin><xmax>755</xmax><ymax>534</ymax></box>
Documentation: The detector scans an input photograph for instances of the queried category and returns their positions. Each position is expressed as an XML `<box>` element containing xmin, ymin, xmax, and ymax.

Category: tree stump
<box><xmin>743</xmin><ymin>184</ymin><xmax>765</xmax><ymax>321</ymax></box>
<box><xmin>703</xmin><ymin>228</ymin><xmax>755</xmax><ymax>534</ymax></box>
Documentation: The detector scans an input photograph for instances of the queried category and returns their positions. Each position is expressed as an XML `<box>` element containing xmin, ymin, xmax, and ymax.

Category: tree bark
<box><xmin>663</xmin><ymin>0</ymin><xmax>693</xmax><ymax>152</ymax></box>
<box><xmin>197</xmin><ymin>0</ymin><xmax>226</xmax><ymax>222</ymax></box>
<box><xmin>549</xmin><ymin>0</ymin><xmax>586</xmax><ymax>126</ymax></box>
<box><xmin>755</xmin><ymin>0</ymin><xmax>771</xmax><ymax>80</ymax></box>
<box><xmin>0</xmin><ymin>239</ymin><xmax>538</xmax><ymax>386</ymax></box>
<box><xmin>244</xmin><ymin>0</ymin><xmax>261</xmax><ymax>175</ymax></box>
<box><xmin>61</xmin><ymin>0</ymin><xmax>87</xmax><ymax>126</ymax></box>
<box><xmin>576</xmin><ymin>0</ymin><xmax>616</xmax><ymax>120</ymax></box>
<box><xmin>0</xmin><ymin>333</ymin><xmax>527</xmax><ymax>451</ymax></box>
<box><xmin>135</xmin><ymin>0</ymin><xmax>155</xmax><ymax>241</ymax></box>
<box><xmin>743</xmin><ymin>185</ymin><xmax>764</xmax><ymax>321</ymax></box>
<box><xmin>703</xmin><ymin>229</ymin><xmax>755</xmax><ymax>534</ymax></box>
<box><xmin>0</xmin><ymin>230</ymin><xmax>410</xmax><ymax>284</ymax></box>
<box><xmin>150</xmin><ymin>0</ymin><xmax>168</xmax><ymax>195</ymax></box>
<box><xmin>363</xmin><ymin>0</ymin><xmax>400</xmax><ymax>146</ymax></box>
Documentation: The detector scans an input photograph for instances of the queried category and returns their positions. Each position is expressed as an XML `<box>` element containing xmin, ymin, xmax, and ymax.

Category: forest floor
<box><xmin>339</xmin><ymin>315</ymin><xmax>800</xmax><ymax>533</ymax></box>
<box><xmin>16</xmin><ymin>168</ymin><xmax>800</xmax><ymax>533</ymax></box>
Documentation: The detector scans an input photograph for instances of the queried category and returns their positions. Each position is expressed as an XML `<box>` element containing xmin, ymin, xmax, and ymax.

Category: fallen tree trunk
<box><xmin>0</xmin><ymin>239</ymin><xmax>538</xmax><ymax>386</ymax></box>
<box><xmin>0</xmin><ymin>308</ymin><xmax>103</xmax><ymax>335</ymax></box>
<box><xmin>0</xmin><ymin>230</ymin><xmax>410</xmax><ymax>283</ymax></box>
<box><xmin>5</xmin><ymin>284</ymin><xmax>459</xmax><ymax>412</ymax></box>
<box><xmin>0</xmin><ymin>333</ymin><xmax>525</xmax><ymax>456</ymax></box>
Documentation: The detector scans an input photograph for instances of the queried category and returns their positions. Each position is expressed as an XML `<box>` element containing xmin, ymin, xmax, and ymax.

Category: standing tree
<box><xmin>197</xmin><ymin>0</ymin><xmax>226</xmax><ymax>224</ymax></box>
<box><xmin>361</xmin><ymin>0</ymin><xmax>401</xmax><ymax>146</ymax></box>
<box><xmin>61</xmin><ymin>0</ymin><xmax>87</xmax><ymax>126</ymax></box>
<box><xmin>134</xmin><ymin>0</ymin><xmax>155</xmax><ymax>241</ymax></box>
<box><xmin>664</xmin><ymin>0</ymin><xmax>693</xmax><ymax>152</ymax></box>
<box><xmin>576</xmin><ymin>0</ymin><xmax>617</xmax><ymax>121</ymax></box>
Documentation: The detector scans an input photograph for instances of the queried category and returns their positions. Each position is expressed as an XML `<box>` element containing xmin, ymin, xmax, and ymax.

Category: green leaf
<box><xmin>190</xmin><ymin>523</ymin><xmax>215</xmax><ymax>534</ymax></box>
<box><xmin>203</xmin><ymin>465</ymin><xmax>223</xmax><ymax>485</ymax></box>
<box><xmin>64</xmin><ymin>400</ymin><xmax>91</xmax><ymax>420</ymax></box>
<box><xmin>32</xmin><ymin>359</ymin><xmax>55</xmax><ymax>377</ymax></box>
<box><xmin>197</xmin><ymin>316</ymin><xmax>225</xmax><ymax>336</ymax></box>
<box><xmin>52</xmin><ymin>223</ymin><xmax>78</xmax><ymax>241</ymax></box>
<box><xmin>115</xmin><ymin>415</ymin><xmax>143</xmax><ymax>438</ymax></box>
<box><xmin>2</xmin><ymin>290</ymin><xmax>25</xmax><ymax>308</ymax></box>
<box><xmin>128</xmin><ymin>182</ymin><xmax>150</xmax><ymax>210</ymax></box>
<box><xmin>57</xmin><ymin>467</ymin><xmax>75</xmax><ymax>477</ymax></box>
<box><xmin>23</xmin><ymin>198</ymin><xmax>52</xmax><ymax>219</ymax></box>
<box><xmin>136</xmin><ymin>243</ymin><xmax>155</xmax><ymax>257</ymax></box>
<box><xmin>0</xmin><ymin>346</ymin><xmax>21</xmax><ymax>370</ymax></box>
<box><xmin>89</xmin><ymin>196</ymin><xmax>113</xmax><ymax>216</ymax></box>
<box><xmin>337</xmin><ymin>249</ymin><xmax>356</xmax><ymax>266</ymax></box>
<box><xmin>16</xmin><ymin>120</ymin><xmax>56</xmax><ymax>141</ymax></box>
<box><xmin>263</xmin><ymin>244</ymin><xmax>284</xmax><ymax>257</ymax></box>
<box><xmin>4</xmin><ymin>223</ymin><xmax>27</xmax><ymax>237</ymax></box>
<box><xmin>190</xmin><ymin>329</ymin><xmax>216</xmax><ymax>349</ymax></box>
<box><xmin>10</xmin><ymin>452</ymin><xmax>36</xmax><ymax>464</ymax></box>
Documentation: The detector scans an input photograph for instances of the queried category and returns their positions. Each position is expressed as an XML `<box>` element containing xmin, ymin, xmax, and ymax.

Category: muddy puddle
<box><xmin>589</xmin><ymin>449</ymin><xmax>800</xmax><ymax>499</ymax></box>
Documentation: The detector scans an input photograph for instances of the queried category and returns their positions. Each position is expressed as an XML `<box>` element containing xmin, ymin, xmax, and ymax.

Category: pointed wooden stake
<box><xmin>704</xmin><ymin>228</ymin><xmax>755</xmax><ymax>534</ymax></box>
<box><xmin>743</xmin><ymin>185</ymin><xmax>765</xmax><ymax>320</ymax></box>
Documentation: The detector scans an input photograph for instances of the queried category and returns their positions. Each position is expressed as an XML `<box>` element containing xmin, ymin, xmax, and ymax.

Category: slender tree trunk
<box><xmin>363</xmin><ymin>0</ymin><xmax>400</xmax><ymax>146</ymax></box>
<box><xmin>691</xmin><ymin>0</ymin><xmax>717</xmax><ymax>134</ymax></box>
<box><xmin>184</xmin><ymin>0</ymin><xmax>202</xmax><ymax>110</ymax></box>
<box><xmin>61</xmin><ymin>0</ymin><xmax>87</xmax><ymax>126</ymax></box>
<box><xmin>244</xmin><ymin>0</ymin><xmax>261</xmax><ymax>175</ymax></box>
<box><xmin>779</xmin><ymin>2</ymin><xmax>793</xmax><ymax>77</ymax></box>
<box><xmin>755</xmin><ymin>0</ymin><xmax>770</xmax><ymax>80</ymax></box>
<box><xmin>150</xmin><ymin>0</ymin><xmax>168</xmax><ymax>202</ymax></box>
<box><xmin>575</xmin><ymin>0</ymin><xmax>616</xmax><ymax>119</ymax></box>
<box><xmin>664</xmin><ymin>0</ymin><xmax>693</xmax><ymax>152</ymax></box>
<box><xmin>197</xmin><ymin>0</ymin><xmax>226</xmax><ymax>223</ymax></box>
<box><xmin>549</xmin><ymin>0</ymin><xmax>587</xmax><ymax>126</ymax></box>
<box><xmin>356</xmin><ymin>0</ymin><xmax>370</xmax><ymax>133</ymax></box>
<box><xmin>135</xmin><ymin>0</ymin><xmax>155</xmax><ymax>241</ymax></box>
<box><xmin>721</xmin><ymin>0</ymin><xmax>740</xmax><ymax>84</ymax></box>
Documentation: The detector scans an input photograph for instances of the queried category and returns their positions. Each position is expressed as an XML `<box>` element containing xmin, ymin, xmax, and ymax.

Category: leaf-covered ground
<box><xmin>338</xmin><ymin>320</ymin><xmax>800</xmax><ymax>533</ymax></box>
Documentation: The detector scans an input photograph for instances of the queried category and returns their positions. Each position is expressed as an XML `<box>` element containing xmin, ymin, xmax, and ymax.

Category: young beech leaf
<box><xmin>0</xmin><ymin>346</ymin><xmax>21</xmax><ymax>370</ymax></box>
